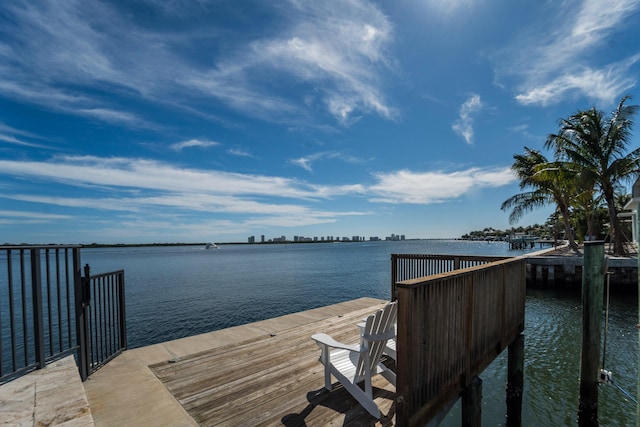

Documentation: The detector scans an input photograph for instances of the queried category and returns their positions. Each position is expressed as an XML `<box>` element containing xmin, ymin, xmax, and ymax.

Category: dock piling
<box><xmin>578</xmin><ymin>241</ymin><xmax>605</xmax><ymax>427</ymax></box>
<box><xmin>506</xmin><ymin>333</ymin><xmax>524</xmax><ymax>426</ymax></box>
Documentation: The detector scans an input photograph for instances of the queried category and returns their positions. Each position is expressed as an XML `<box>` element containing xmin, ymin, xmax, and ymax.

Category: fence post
<box><xmin>74</xmin><ymin>252</ymin><xmax>90</xmax><ymax>381</ymax></box>
<box><xmin>30</xmin><ymin>249</ymin><xmax>46</xmax><ymax>369</ymax></box>
<box><xmin>118</xmin><ymin>271</ymin><xmax>127</xmax><ymax>350</ymax></box>
<box><xmin>391</xmin><ymin>254</ymin><xmax>397</xmax><ymax>301</ymax></box>
<box><xmin>578</xmin><ymin>241</ymin><xmax>604</xmax><ymax>426</ymax></box>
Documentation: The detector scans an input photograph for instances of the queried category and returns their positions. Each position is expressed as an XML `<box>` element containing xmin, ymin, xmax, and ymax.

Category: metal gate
<box><xmin>80</xmin><ymin>265</ymin><xmax>126</xmax><ymax>379</ymax></box>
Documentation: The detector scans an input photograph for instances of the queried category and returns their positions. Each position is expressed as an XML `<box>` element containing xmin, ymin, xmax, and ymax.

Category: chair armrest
<box><xmin>311</xmin><ymin>333</ymin><xmax>360</xmax><ymax>352</ymax></box>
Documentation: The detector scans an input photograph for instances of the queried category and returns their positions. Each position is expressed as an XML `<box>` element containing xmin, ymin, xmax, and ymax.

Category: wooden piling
<box><xmin>578</xmin><ymin>241</ymin><xmax>605</xmax><ymax>427</ymax></box>
<box><xmin>462</xmin><ymin>376</ymin><xmax>482</xmax><ymax>427</ymax></box>
<box><xmin>506</xmin><ymin>333</ymin><xmax>524</xmax><ymax>426</ymax></box>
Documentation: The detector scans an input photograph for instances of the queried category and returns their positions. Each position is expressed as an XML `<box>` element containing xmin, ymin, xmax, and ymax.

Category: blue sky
<box><xmin>1</xmin><ymin>0</ymin><xmax>639</xmax><ymax>244</ymax></box>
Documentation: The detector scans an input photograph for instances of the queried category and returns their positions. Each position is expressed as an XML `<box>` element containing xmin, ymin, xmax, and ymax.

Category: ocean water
<box><xmin>81</xmin><ymin>240</ymin><xmax>638</xmax><ymax>426</ymax></box>
<box><xmin>81</xmin><ymin>239</ymin><xmax>526</xmax><ymax>349</ymax></box>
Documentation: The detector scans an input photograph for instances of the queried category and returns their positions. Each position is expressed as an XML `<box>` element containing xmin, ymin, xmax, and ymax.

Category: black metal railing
<box><xmin>0</xmin><ymin>245</ymin><xmax>125</xmax><ymax>384</ymax></box>
<box><xmin>390</xmin><ymin>253</ymin><xmax>510</xmax><ymax>300</ymax></box>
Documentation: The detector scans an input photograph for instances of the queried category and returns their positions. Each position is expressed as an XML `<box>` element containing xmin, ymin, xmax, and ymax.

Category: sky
<box><xmin>1</xmin><ymin>0</ymin><xmax>640</xmax><ymax>244</ymax></box>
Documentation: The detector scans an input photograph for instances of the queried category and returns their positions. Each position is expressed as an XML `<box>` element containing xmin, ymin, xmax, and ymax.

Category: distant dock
<box><xmin>506</xmin><ymin>234</ymin><xmax>556</xmax><ymax>250</ymax></box>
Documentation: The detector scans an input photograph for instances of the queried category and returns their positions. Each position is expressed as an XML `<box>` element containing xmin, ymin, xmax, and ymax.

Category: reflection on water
<box><xmin>442</xmin><ymin>289</ymin><xmax>638</xmax><ymax>426</ymax></box>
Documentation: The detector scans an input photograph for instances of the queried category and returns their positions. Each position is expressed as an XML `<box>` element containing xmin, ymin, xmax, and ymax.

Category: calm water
<box><xmin>81</xmin><ymin>240</ymin><xmax>638</xmax><ymax>426</ymax></box>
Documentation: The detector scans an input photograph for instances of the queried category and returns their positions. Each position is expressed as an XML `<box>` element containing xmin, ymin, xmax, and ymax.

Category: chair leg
<box><xmin>323</xmin><ymin>365</ymin><xmax>332</xmax><ymax>390</ymax></box>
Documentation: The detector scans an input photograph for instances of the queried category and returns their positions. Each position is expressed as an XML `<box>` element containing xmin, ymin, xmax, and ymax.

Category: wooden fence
<box><xmin>393</xmin><ymin>255</ymin><xmax>526</xmax><ymax>426</ymax></box>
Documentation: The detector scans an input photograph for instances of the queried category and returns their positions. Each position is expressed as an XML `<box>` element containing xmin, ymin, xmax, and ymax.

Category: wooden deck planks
<box><xmin>150</xmin><ymin>305</ymin><xmax>396</xmax><ymax>426</ymax></box>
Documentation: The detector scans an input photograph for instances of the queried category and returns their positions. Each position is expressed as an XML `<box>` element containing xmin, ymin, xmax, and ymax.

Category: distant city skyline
<box><xmin>247</xmin><ymin>233</ymin><xmax>406</xmax><ymax>244</ymax></box>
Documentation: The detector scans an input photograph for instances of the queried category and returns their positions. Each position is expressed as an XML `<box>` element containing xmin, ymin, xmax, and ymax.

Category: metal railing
<box><xmin>391</xmin><ymin>254</ymin><xmax>509</xmax><ymax>300</ymax></box>
<box><xmin>1</xmin><ymin>246</ymin><xmax>82</xmax><ymax>383</ymax></box>
<box><xmin>0</xmin><ymin>245</ymin><xmax>126</xmax><ymax>383</ymax></box>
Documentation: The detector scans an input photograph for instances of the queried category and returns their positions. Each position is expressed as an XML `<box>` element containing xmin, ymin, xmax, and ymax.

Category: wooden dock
<box><xmin>83</xmin><ymin>298</ymin><xmax>395</xmax><ymax>426</ymax></box>
<box><xmin>149</xmin><ymin>304</ymin><xmax>396</xmax><ymax>426</ymax></box>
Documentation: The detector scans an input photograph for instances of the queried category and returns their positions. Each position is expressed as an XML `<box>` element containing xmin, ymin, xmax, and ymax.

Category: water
<box><xmin>81</xmin><ymin>240</ymin><xmax>638</xmax><ymax>426</ymax></box>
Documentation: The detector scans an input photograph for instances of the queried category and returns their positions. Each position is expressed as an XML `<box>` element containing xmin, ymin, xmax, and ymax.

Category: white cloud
<box><xmin>493</xmin><ymin>0</ymin><xmax>640</xmax><ymax>106</ymax></box>
<box><xmin>289</xmin><ymin>151</ymin><xmax>365</xmax><ymax>172</ymax></box>
<box><xmin>0</xmin><ymin>210</ymin><xmax>71</xmax><ymax>219</ymax></box>
<box><xmin>227</xmin><ymin>148</ymin><xmax>253</xmax><ymax>157</ymax></box>
<box><xmin>0</xmin><ymin>123</ymin><xmax>52</xmax><ymax>148</ymax></box>
<box><xmin>369</xmin><ymin>167</ymin><xmax>514</xmax><ymax>204</ymax></box>
<box><xmin>0</xmin><ymin>133</ymin><xmax>47</xmax><ymax>148</ymax></box>
<box><xmin>0</xmin><ymin>155</ymin><xmax>376</xmax><ymax>232</ymax></box>
<box><xmin>452</xmin><ymin>94</ymin><xmax>483</xmax><ymax>144</ymax></box>
<box><xmin>515</xmin><ymin>57</ymin><xmax>640</xmax><ymax>106</ymax></box>
<box><xmin>170</xmin><ymin>139</ymin><xmax>220</xmax><ymax>151</ymax></box>
<box><xmin>426</xmin><ymin>0</ymin><xmax>475</xmax><ymax>16</ymax></box>
<box><xmin>0</xmin><ymin>0</ymin><xmax>397</xmax><ymax>128</ymax></box>
<box><xmin>290</xmin><ymin>157</ymin><xmax>313</xmax><ymax>172</ymax></box>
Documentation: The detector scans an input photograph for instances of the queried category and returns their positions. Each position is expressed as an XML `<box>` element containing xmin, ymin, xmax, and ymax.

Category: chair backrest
<box><xmin>356</xmin><ymin>302</ymin><xmax>397</xmax><ymax>377</ymax></box>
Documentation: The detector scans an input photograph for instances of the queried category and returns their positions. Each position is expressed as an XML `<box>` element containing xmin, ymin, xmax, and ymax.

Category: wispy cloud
<box><xmin>514</xmin><ymin>56</ymin><xmax>640</xmax><ymax>106</ymax></box>
<box><xmin>452</xmin><ymin>94</ymin><xmax>483</xmax><ymax>144</ymax></box>
<box><xmin>0</xmin><ymin>123</ymin><xmax>53</xmax><ymax>148</ymax></box>
<box><xmin>369</xmin><ymin>167</ymin><xmax>514</xmax><ymax>204</ymax></box>
<box><xmin>289</xmin><ymin>151</ymin><xmax>365</xmax><ymax>172</ymax></box>
<box><xmin>0</xmin><ymin>156</ymin><xmax>328</xmax><ymax>199</ymax></box>
<box><xmin>0</xmin><ymin>133</ymin><xmax>48</xmax><ymax>149</ymax></box>
<box><xmin>0</xmin><ymin>155</ymin><xmax>516</xmax><ymax>234</ymax></box>
<box><xmin>170</xmin><ymin>138</ymin><xmax>220</xmax><ymax>152</ymax></box>
<box><xmin>227</xmin><ymin>148</ymin><xmax>253</xmax><ymax>157</ymax></box>
<box><xmin>0</xmin><ymin>210</ymin><xmax>71</xmax><ymax>220</ymax></box>
<box><xmin>0</xmin><ymin>0</ymin><xmax>397</xmax><ymax>129</ymax></box>
<box><xmin>426</xmin><ymin>0</ymin><xmax>475</xmax><ymax>16</ymax></box>
<box><xmin>0</xmin><ymin>155</ymin><xmax>373</xmax><ymax>234</ymax></box>
<box><xmin>493</xmin><ymin>0</ymin><xmax>640</xmax><ymax>106</ymax></box>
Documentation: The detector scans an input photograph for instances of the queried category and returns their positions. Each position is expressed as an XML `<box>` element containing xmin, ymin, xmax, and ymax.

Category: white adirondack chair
<box><xmin>357</xmin><ymin>320</ymin><xmax>396</xmax><ymax>361</ymax></box>
<box><xmin>311</xmin><ymin>302</ymin><xmax>397</xmax><ymax>418</ymax></box>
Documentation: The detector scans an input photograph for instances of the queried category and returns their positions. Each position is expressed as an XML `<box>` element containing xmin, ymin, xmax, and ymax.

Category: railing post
<box><xmin>118</xmin><ymin>271</ymin><xmax>127</xmax><ymax>350</ymax></box>
<box><xmin>578</xmin><ymin>241</ymin><xmax>605</xmax><ymax>426</ymax></box>
<box><xmin>30</xmin><ymin>249</ymin><xmax>46</xmax><ymax>369</ymax></box>
<box><xmin>74</xmin><ymin>252</ymin><xmax>90</xmax><ymax>381</ymax></box>
<box><xmin>391</xmin><ymin>254</ymin><xmax>397</xmax><ymax>301</ymax></box>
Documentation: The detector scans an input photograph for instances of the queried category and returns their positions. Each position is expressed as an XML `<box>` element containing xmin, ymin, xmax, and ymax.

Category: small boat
<box><xmin>205</xmin><ymin>243</ymin><xmax>219</xmax><ymax>249</ymax></box>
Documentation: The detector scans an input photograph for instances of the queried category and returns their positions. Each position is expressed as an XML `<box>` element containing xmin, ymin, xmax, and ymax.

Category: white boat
<box><xmin>205</xmin><ymin>243</ymin><xmax>219</xmax><ymax>249</ymax></box>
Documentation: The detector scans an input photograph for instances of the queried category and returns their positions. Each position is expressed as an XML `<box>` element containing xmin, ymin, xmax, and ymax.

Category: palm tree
<box><xmin>545</xmin><ymin>95</ymin><xmax>639</xmax><ymax>256</ymax></box>
<box><xmin>501</xmin><ymin>147</ymin><xmax>579</xmax><ymax>250</ymax></box>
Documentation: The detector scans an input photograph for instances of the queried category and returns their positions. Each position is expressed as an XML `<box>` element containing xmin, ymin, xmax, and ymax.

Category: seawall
<box><xmin>525</xmin><ymin>245</ymin><xmax>638</xmax><ymax>292</ymax></box>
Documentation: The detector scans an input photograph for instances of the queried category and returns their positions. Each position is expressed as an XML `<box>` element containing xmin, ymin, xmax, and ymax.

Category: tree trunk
<box><xmin>560</xmin><ymin>208</ymin><xmax>579</xmax><ymax>250</ymax></box>
<box><xmin>604</xmin><ymin>190</ymin><xmax>626</xmax><ymax>256</ymax></box>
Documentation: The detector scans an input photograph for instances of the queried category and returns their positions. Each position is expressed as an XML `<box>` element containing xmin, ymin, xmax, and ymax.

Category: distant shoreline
<box><xmin>79</xmin><ymin>238</ymin><xmax>451</xmax><ymax>248</ymax></box>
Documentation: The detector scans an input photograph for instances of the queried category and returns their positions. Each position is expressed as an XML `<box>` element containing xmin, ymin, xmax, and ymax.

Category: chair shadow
<box><xmin>281</xmin><ymin>385</ymin><xmax>396</xmax><ymax>427</ymax></box>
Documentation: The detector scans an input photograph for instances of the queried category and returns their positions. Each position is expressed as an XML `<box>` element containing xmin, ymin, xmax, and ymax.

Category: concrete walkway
<box><xmin>0</xmin><ymin>355</ymin><xmax>94</xmax><ymax>426</ymax></box>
